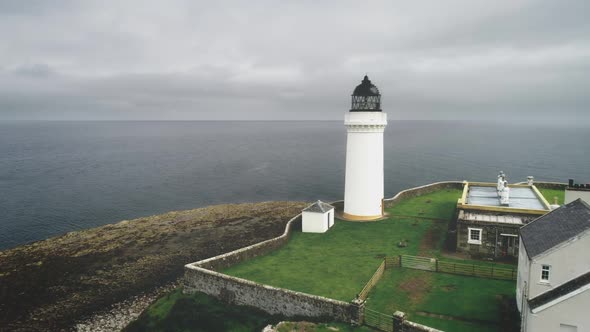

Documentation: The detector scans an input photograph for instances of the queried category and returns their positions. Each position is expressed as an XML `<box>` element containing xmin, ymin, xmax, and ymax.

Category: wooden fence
<box><xmin>400</xmin><ymin>255</ymin><xmax>436</xmax><ymax>271</ymax></box>
<box><xmin>364</xmin><ymin>308</ymin><xmax>394</xmax><ymax>332</ymax></box>
<box><xmin>358</xmin><ymin>260</ymin><xmax>386</xmax><ymax>300</ymax></box>
<box><xmin>399</xmin><ymin>255</ymin><xmax>517</xmax><ymax>280</ymax></box>
<box><xmin>384</xmin><ymin>256</ymin><xmax>399</xmax><ymax>269</ymax></box>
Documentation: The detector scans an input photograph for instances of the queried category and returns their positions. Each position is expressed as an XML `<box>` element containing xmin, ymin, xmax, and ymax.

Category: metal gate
<box><xmin>364</xmin><ymin>308</ymin><xmax>393</xmax><ymax>332</ymax></box>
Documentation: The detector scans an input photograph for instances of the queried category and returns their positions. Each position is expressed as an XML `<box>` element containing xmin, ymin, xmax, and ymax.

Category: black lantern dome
<box><xmin>350</xmin><ymin>75</ymin><xmax>381</xmax><ymax>112</ymax></box>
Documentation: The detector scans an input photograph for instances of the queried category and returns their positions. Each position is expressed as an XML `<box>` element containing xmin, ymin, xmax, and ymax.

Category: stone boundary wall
<box><xmin>194</xmin><ymin>214</ymin><xmax>302</xmax><ymax>271</ymax></box>
<box><xmin>184</xmin><ymin>264</ymin><xmax>363</xmax><ymax>323</ymax></box>
<box><xmin>183</xmin><ymin>211</ymin><xmax>363</xmax><ymax>324</ymax></box>
<box><xmin>384</xmin><ymin>181</ymin><xmax>464</xmax><ymax>208</ymax></box>
<box><xmin>403</xmin><ymin>320</ymin><xmax>443</xmax><ymax>332</ymax></box>
<box><xmin>182</xmin><ymin>181</ymin><xmax>466</xmax><ymax>326</ymax></box>
<box><xmin>519</xmin><ymin>181</ymin><xmax>567</xmax><ymax>190</ymax></box>
<box><xmin>394</xmin><ymin>311</ymin><xmax>443</xmax><ymax>332</ymax></box>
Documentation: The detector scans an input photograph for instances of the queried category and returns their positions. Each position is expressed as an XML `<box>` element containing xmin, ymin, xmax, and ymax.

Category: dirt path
<box><xmin>0</xmin><ymin>201</ymin><xmax>306</xmax><ymax>331</ymax></box>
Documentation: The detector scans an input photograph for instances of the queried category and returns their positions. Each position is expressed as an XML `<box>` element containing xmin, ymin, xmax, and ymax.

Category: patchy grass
<box><xmin>387</xmin><ymin>190</ymin><xmax>460</xmax><ymax>220</ymax></box>
<box><xmin>538</xmin><ymin>188</ymin><xmax>565</xmax><ymax>205</ymax></box>
<box><xmin>224</xmin><ymin>189</ymin><xmax>462</xmax><ymax>301</ymax></box>
<box><xmin>366</xmin><ymin>268</ymin><xmax>518</xmax><ymax>332</ymax></box>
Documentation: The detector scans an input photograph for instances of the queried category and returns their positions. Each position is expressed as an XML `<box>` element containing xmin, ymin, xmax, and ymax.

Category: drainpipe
<box><xmin>521</xmin><ymin>281</ymin><xmax>527</xmax><ymax>332</ymax></box>
<box><xmin>495</xmin><ymin>228</ymin><xmax>498</xmax><ymax>258</ymax></box>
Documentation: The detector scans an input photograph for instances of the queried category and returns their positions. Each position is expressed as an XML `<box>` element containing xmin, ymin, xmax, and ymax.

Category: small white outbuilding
<box><xmin>302</xmin><ymin>200</ymin><xmax>335</xmax><ymax>233</ymax></box>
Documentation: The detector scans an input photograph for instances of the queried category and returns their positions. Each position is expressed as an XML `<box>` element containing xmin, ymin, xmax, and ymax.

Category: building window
<box><xmin>541</xmin><ymin>265</ymin><xmax>551</xmax><ymax>282</ymax></box>
<box><xmin>468</xmin><ymin>228</ymin><xmax>482</xmax><ymax>245</ymax></box>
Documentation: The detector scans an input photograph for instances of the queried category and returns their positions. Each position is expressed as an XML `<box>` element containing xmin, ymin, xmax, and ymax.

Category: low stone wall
<box><xmin>516</xmin><ymin>181</ymin><xmax>567</xmax><ymax>190</ymax></box>
<box><xmin>384</xmin><ymin>181</ymin><xmax>463</xmax><ymax>209</ymax></box>
<box><xmin>394</xmin><ymin>312</ymin><xmax>443</xmax><ymax>332</ymax></box>
<box><xmin>196</xmin><ymin>214</ymin><xmax>302</xmax><ymax>271</ymax></box>
<box><xmin>183</xmin><ymin>211</ymin><xmax>364</xmax><ymax>324</ymax></box>
<box><xmin>182</xmin><ymin>182</ymin><xmax>461</xmax><ymax>327</ymax></box>
<box><xmin>184</xmin><ymin>265</ymin><xmax>363</xmax><ymax>323</ymax></box>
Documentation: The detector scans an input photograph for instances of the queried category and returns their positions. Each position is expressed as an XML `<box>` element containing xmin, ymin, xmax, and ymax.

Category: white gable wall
<box><xmin>516</xmin><ymin>240</ymin><xmax>530</xmax><ymax>312</ymax></box>
<box><xmin>302</xmin><ymin>210</ymin><xmax>333</xmax><ymax>233</ymax></box>
<box><xmin>524</xmin><ymin>287</ymin><xmax>590</xmax><ymax>332</ymax></box>
<box><xmin>528</xmin><ymin>231</ymin><xmax>590</xmax><ymax>299</ymax></box>
<box><xmin>565</xmin><ymin>189</ymin><xmax>590</xmax><ymax>204</ymax></box>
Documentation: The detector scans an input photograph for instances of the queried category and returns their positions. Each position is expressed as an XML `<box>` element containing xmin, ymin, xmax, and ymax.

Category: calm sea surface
<box><xmin>0</xmin><ymin>121</ymin><xmax>588</xmax><ymax>250</ymax></box>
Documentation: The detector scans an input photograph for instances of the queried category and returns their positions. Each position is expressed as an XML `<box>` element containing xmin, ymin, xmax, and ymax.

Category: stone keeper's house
<box><xmin>516</xmin><ymin>199</ymin><xmax>590</xmax><ymax>332</ymax></box>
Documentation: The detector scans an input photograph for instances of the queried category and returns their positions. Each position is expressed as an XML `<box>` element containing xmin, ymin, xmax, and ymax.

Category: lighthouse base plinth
<box><xmin>340</xmin><ymin>211</ymin><xmax>389</xmax><ymax>222</ymax></box>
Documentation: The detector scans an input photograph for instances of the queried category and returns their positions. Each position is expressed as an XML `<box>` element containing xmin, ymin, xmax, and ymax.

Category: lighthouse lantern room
<box><xmin>343</xmin><ymin>75</ymin><xmax>388</xmax><ymax>220</ymax></box>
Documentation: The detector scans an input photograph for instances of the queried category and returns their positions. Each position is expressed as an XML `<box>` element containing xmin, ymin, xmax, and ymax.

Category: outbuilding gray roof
<box><xmin>303</xmin><ymin>200</ymin><xmax>334</xmax><ymax>213</ymax></box>
<box><xmin>520</xmin><ymin>199</ymin><xmax>590</xmax><ymax>259</ymax></box>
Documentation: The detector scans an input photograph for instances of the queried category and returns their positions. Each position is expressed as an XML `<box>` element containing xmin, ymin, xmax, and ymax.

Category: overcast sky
<box><xmin>0</xmin><ymin>1</ymin><xmax>589</xmax><ymax>122</ymax></box>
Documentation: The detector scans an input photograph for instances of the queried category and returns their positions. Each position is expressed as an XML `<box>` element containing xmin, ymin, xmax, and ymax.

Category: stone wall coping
<box><xmin>185</xmin><ymin>212</ymin><xmax>302</xmax><ymax>269</ymax></box>
<box><xmin>383</xmin><ymin>181</ymin><xmax>463</xmax><ymax>203</ymax></box>
<box><xmin>404</xmin><ymin>320</ymin><xmax>444</xmax><ymax>332</ymax></box>
<box><xmin>185</xmin><ymin>263</ymin><xmax>351</xmax><ymax>307</ymax></box>
<box><xmin>187</xmin><ymin>181</ymin><xmax>463</xmax><ymax>271</ymax></box>
<box><xmin>183</xmin><ymin>180</ymin><xmax>517</xmax><ymax>330</ymax></box>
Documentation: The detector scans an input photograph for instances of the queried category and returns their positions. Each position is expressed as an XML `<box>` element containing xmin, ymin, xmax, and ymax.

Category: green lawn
<box><xmin>386</xmin><ymin>191</ymin><xmax>459</xmax><ymax>220</ymax></box>
<box><xmin>131</xmin><ymin>187</ymin><xmax>524</xmax><ymax>331</ymax></box>
<box><xmin>366</xmin><ymin>268</ymin><xmax>518</xmax><ymax>332</ymax></box>
<box><xmin>224</xmin><ymin>189</ymin><xmax>462</xmax><ymax>301</ymax></box>
<box><xmin>538</xmin><ymin>187</ymin><xmax>565</xmax><ymax>205</ymax></box>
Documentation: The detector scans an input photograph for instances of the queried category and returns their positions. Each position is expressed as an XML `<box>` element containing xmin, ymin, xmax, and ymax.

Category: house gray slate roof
<box><xmin>528</xmin><ymin>270</ymin><xmax>590</xmax><ymax>310</ymax></box>
<box><xmin>520</xmin><ymin>199</ymin><xmax>590</xmax><ymax>259</ymax></box>
<box><xmin>303</xmin><ymin>200</ymin><xmax>334</xmax><ymax>213</ymax></box>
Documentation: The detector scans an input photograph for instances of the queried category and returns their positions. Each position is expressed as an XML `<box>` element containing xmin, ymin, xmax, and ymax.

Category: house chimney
<box><xmin>527</xmin><ymin>176</ymin><xmax>534</xmax><ymax>186</ymax></box>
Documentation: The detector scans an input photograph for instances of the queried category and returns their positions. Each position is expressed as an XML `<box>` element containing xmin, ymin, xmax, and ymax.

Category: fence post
<box><xmin>435</xmin><ymin>258</ymin><xmax>439</xmax><ymax>272</ymax></box>
<box><xmin>399</xmin><ymin>255</ymin><xmax>402</xmax><ymax>267</ymax></box>
<box><xmin>492</xmin><ymin>266</ymin><xmax>494</xmax><ymax>279</ymax></box>
<box><xmin>393</xmin><ymin>311</ymin><xmax>406</xmax><ymax>332</ymax></box>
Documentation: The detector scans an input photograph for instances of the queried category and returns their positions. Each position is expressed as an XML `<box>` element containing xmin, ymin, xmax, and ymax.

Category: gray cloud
<box><xmin>0</xmin><ymin>0</ymin><xmax>589</xmax><ymax>122</ymax></box>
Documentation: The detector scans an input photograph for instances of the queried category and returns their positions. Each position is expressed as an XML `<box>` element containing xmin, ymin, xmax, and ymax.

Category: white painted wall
<box><xmin>519</xmin><ymin>230</ymin><xmax>590</xmax><ymax>331</ymax></box>
<box><xmin>565</xmin><ymin>189</ymin><xmax>590</xmax><ymax>204</ymax></box>
<box><xmin>527</xmin><ymin>231</ymin><xmax>590</xmax><ymax>299</ymax></box>
<box><xmin>344</xmin><ymin>112</ymin><xmax>387</xmax><ymax>218</ymax></box>
<box><xmin>302</xmin><ymin>210</ymin><xmax>334</xmax><ymax>233</ymax></box>
<box><xmin>524</xmin><ymin>288</ymin><xmax>590</xmax><ymax>332</ymax></box>
<box><xmin>516</xmin><ymin>240</ymin><xmax>530</xmax><ymax>312</ymax></box>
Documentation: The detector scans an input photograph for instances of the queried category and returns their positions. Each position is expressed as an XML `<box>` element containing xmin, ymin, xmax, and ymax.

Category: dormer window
<box><xmin>541</xmin><ymin>265</ymin><xmax>551</xmax><ymax>282</ymax></box>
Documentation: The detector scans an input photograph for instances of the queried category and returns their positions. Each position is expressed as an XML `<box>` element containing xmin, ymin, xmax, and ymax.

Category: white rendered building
<box><xmin>343</xmin><ymin>76</ymin><xmax>387</xmax><ymax>220</ymax></box>
<box><xmin>565</xmin><ymin>179</ymin><xmax>590</xmax><ymax>204</ymax></box>
<box><xmin>302</xmin><ymin>200</ymin><xmax>335</xmax><ymax>233</ymax></box>
<box><xmin>516</xmin><ymin>199</ymin><xmax>590</xmax><ymax>332</ymax></box>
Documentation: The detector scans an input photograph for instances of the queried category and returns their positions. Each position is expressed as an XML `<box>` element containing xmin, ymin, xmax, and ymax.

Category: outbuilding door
<box><xmin>500</xmin><ymin>234</ymin><xmax>518</xmax><ymax>256</ymax></box>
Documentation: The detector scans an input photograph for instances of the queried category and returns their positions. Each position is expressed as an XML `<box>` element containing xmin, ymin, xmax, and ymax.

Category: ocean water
<box><xmin>0</xmin><ymin>120</ymin><xmax>588</xmax><ymax>250</ymax></box>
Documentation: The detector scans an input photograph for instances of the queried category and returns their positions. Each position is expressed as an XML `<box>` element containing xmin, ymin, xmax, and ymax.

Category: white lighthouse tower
<box><xmin>343</xmin><ymin>75</ymin><xmax>387</xmax><ymax>221</ymax></box>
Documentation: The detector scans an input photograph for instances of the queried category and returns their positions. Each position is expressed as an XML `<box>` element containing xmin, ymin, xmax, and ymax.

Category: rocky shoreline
<box><xmin>0</xmin><ymin>201</ymin><xmax>307</xmax><ymax>331</ymax></box>
<box><xmin>74</xmin><ymin>281</ymin><xmax>179</xmax><ymax>332</ymax></box>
